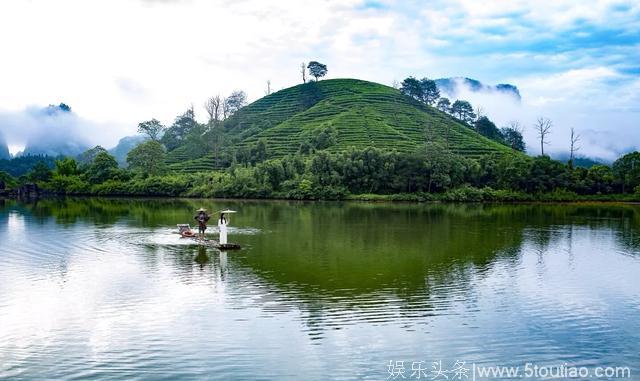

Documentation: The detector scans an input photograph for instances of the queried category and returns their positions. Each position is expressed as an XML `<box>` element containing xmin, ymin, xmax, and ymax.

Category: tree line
<box><xmin>3</xmin><ymin>141</ymin><xmax>640</xmax><ymax>201</ymax></box>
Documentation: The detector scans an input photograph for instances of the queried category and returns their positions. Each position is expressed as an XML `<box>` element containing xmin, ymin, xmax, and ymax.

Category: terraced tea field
<box><xmin>167</xmin><ymin>78</ymin><xmax>513</xmax><ymax>172</ymax></box>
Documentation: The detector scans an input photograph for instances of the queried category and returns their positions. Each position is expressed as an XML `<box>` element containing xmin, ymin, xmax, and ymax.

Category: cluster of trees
<box><xmin>398</xmin><ymin>76</ymin><xmax>525</xmax><ymax>152</ymax></box>
<box><xmin>398</xmin><ymin>75</ymin><xmax>586</xmax><ymax>161</ymax></box>
<box><xmin>5</xmin><ymin>140</ymin><xmax>639</xmax><ymax>201</ymax></box>
<box><xmin>195</xmin><ymin>148</ymin><xmax>640</xmax><ymax>200</ymax></box>
<box><xmin>0</xmin><ymin>155</ymin><xmax>57</xmax><ymax>177</ymax></box>
<box><xmin>134</xmin><ymin>89</ymin><xmax>248</xmax><ymax>152</ymax></box>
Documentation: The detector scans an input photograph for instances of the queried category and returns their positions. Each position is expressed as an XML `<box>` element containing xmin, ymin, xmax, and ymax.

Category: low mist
<box><xmin>0</xmin><ymin>104</ymin><xmax>93</xmax><ymax>157</ymax></box>
<box><xmin>440</xmin><ymin>77</ymin><xmax>639</xmax><ymax>162</ymax></box>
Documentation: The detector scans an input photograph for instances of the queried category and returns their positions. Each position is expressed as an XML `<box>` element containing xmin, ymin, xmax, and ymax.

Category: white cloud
<box><xmin>453</xmin><ymin>67</ymin><xmax>640</xmax><ymax>160</ymax></box>
<box><xmin>0</xmin><ymin>0</ymin><xmax>637</xmax><ymax>158</ymax></box>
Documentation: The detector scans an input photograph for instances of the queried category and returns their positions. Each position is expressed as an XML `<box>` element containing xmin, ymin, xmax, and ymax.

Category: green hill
<box><xmin>169</xmin><ymin>78</ymin><xmax>512</xmax><ymax>172</ymax></box>
<box><xmin>227</xmin><ymin>78</ymin><xmax>511</xmax><ymax>156</ymax></box>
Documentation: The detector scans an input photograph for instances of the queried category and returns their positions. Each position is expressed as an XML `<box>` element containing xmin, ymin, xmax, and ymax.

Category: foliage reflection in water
<box><xmin>0</xmin><ymin>198</ymin><xmax>639</xmax><ymax>380</ymax></box>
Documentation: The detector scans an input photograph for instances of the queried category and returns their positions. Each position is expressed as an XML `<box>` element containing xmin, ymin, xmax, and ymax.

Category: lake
<box><xmin>0</xmin><ymin>198</ymin><xmax>639</xmax><ymax>380</ymax></box>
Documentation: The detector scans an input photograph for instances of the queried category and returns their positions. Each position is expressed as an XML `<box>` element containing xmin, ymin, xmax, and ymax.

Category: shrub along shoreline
<box><xmin>2</xmin><ymin>146</ymin><xmax>640</xmax><ymax>203</ymax></box>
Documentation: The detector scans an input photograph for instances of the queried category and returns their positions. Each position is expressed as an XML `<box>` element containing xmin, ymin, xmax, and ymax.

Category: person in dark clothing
<box><xmin>194</xmin><ymin>208</ymin><xmax>211</xmax><ymax>240</ymax></box>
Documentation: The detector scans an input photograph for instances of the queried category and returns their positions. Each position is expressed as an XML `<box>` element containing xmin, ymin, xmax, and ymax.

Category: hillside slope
<box><xmin>228</xmin><ymin>78</ymin><xmax>510</xmax><ymax>156</ymax></box>
<box><xmin>169</xmin><ymin>79</ymin><xmax>513</xmax><ymax>172</ymax></box>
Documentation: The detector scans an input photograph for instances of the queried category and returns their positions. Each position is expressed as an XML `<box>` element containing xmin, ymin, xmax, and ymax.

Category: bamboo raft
<box><xmin>177</xmin><ymin>224</ymin><xmax>241</xmax><ymax>250</ymax></box>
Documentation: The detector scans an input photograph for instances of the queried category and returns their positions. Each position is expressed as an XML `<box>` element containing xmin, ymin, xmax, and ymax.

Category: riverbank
<box><xmin>345</xmin><ymin>188</ymin><xmax>640</xmax><ymax>203</ymax></box>
<box><xmin>3</xmin><ymin>185</ymin><xmax>640</xmax><ymax>204</ymax></box>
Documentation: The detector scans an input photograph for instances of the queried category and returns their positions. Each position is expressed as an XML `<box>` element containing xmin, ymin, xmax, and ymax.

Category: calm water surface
<box><xmin>0</xmin><ymin>198</ymin><xmax>639</xmax><ymax>380</ymax></box>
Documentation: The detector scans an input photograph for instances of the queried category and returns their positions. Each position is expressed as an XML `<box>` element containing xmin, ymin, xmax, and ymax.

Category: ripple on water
<box><xmin>2</xmin><ymin>203</ymin><xmax>640</xmax><ymax>380</ymax></box>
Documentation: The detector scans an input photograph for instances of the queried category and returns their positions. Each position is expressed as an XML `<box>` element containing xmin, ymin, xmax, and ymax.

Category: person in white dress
<box><xmin>218</xmin><ymin>213</ymin><xmax>228</xmax><ymax>244</ymax></box>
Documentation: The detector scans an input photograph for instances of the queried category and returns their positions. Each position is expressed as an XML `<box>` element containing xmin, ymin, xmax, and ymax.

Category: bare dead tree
<box><xmin>534</xmin><ymin>117</ymin><xmax>552</xmax><ymax>156</ymax></box>
<box><xmin>221</xmin><ymin>96</ymin><xmax>228</xmax><ymax>120</ymax></box>
<box><xmin>301</xmin><ymin>62</ymin><xmax>307</xmax><ymax>83</ymax></box>
<box><xmin>569</xmin><ymin>127</ymin><xmax>581</xmax><ymax>165</ymax></box>
<box><xmin>391</xmin><ymin>80</ymin><xmax>399</xmax><ymax>89</ymax></box>
<box><xmin>508</xmin><ymin>120</ymin><xmax>523</xmax><ymax>133</ymax></box>
<box><xmin>204</xmin><ymin>95</ymin><xmax>223</xmax><ymax>124</ymax></box>
<box><xmin>475</xmin><ymin>106</ymin><xmax>485</xmax><ymax>121</ymax></box>
<box><xmin>204</xmin><ymin>99</ymin><xmax>214</xmax><ymax>122</ymax></box>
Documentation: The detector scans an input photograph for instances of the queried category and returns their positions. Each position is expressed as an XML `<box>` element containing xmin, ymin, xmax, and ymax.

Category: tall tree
<box><xmin>221</xmin><ymin>96</ymin><xmax>228</xmax><ymax>120</ymax></box>
<box><xmin>137</xmin><ymin>119</ymin><xmax>165</xmax><ymax>141</ymax></box>
<box><xmin>420</xmin><ymin>78</ymin><xmax>440</xmax><ymax>105</ymax></box>
<box><xmin>77</xmin><ymin>145</ymin><xmax>108</xmax><ymax>166</ymax></box>
<box><xmin>301</xmin><ymin>62</ymin><xmax>307</xmax><ymax>83</ymax></box>
<box><xmin>436</xmin><ymin>97</ymin><xmax>451</xmax><ymax>113</ymax></box>
<box><xmin>265</xmin><ymin>80</ymin><xmax>272</xmax><ymax>96</ymax></box>
<box><xmin>475</xmin><ymin>116</ymin><xmax>503</xmax><ymax>142</ymax></box>
<box><xmin>54</xmin><ymin>157</ymin><xmax>79</xmax><ymax>176</ymax></box>
<box><xmin>126</xmin><ymin>140</ymin><xmax>167</xmax><ymax>176</ymax></box>
<box><xmin>86</xmin><ymin>151</ymin><xmax>118</xmax><ymax>184</ymax></box>
<box><xmin>450</xmin><ymin>100</ymin><xmax>475</xmax><ymax>124</ymax></box>
<box><xmin>612</xmin><ymin>151</ymin><xmax>640</xmax><ymax>193</ymax></box>
<box><xmin>224</xmin><ymin>90</ymin><xmax>247</xmax><ymax>116</ymax></box>
<box><xmin>587</xmin><ymin>165</ymin><xmax>614</xmax><ymax>194</ymax></box>
<box><xmin>534</xmin><ymin>117</ymin><xmax>552</xmax><ymax>156</ymax></box>
<box><xmin>501</xmin><ymin>121</ymin><xmax>525</xmax><ymax>152</ymax></box>
<box><xmin>400</xmin><ymin>76</ymin><xmax>423</xmax><ymax>101</ymax></box>
<box><xmin>28</xmin><ymin>161</ymin><xmax>52</xmax><ymax>182</ymax></box>
<box><xmin>204</xmin><ymin>96</ymin><xmax>223</xmax><ymax>123</ymax></box>
<box><xmin>569</xmin><ymin>127</ymin><xmax>581</xmax><ymax>166</ymax></box>
<box><xmin>160</xmin><ymin>108</ymin><xmax>197</xmax><ymax>151</ymax></box>
<box><xmin>307</xmin><ymin>61</ymin><xmax>328</xmax><ymax>81</ymax></box>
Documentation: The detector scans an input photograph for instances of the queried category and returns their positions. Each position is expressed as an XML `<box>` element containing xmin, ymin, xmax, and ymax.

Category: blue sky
<box><xmin>0</xmin><ymin>0</ymin><xmax>638</xmax><ymax>159</ymax></box>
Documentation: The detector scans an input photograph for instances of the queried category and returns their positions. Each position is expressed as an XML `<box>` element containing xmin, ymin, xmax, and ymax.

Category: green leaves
<box><xmin>126</xmin><ymin>140</ymin><xmax>167</xmax><ymax>177</ymax></box>
<box><xmin>307</xmin><ymin>61</ymin><xmax>328</xmax><ymax>81</ymax></box>
<box><xmin>400</xmin><ymin>77</ymin><xmax>440</xmax><ymax>105</ymax></box>
<box><xmin>137</xmin><ymin>119</ymin><xmax>165</xmax><ymax>141</ymax></box>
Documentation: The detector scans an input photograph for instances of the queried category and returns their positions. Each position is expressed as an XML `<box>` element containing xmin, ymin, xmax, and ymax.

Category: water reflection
<box><xmin>1</xmin><ymin>198</ymin><xmax>639</xmax><ymax>379</ymax></box>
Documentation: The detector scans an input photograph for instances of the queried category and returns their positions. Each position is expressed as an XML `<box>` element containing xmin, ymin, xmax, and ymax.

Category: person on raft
<box><xmin>218</xmin><ymin>213</ymin><xmax>228</xmax><ymax>245</ymax></box>
<box><xmin>194</xmin><ymin>208</ymin><xmax>210</xmax><ymax>240</ymax></box>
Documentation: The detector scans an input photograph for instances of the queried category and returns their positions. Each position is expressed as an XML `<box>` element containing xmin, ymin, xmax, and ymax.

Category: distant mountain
<box><xmin>0</xmin><ymin>133</ymin><xmax>9</xmax><ymax>160</ymax></box>
<box><xmin>435</xmin><ymin>77</ymin><xmax>521</xmax><ymax>101</ymax></box>
<box><xmin>22</xmin><ymin>140</ymin><xmax>89</xmax><ymax>157</ymax></box>
<box><xmin>551</xmin><ymin>153</ymin><xmax>607</xmax><ymax>168</ymax></box>
<box><xmin>20</xmin><ymin>103</ymin><xmax>90</xmax><ymax>157</ymax></box>
<box><xmin>109</xmin><ymin>135</ymin><xmax>148</xmax><ymax>166</ymax></box>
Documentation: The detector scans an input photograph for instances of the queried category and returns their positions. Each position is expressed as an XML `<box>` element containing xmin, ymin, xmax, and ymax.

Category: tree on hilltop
<box><xmin>400</xmin><ymin>76</ymin><xmax>439</xmax><ymax>106</ymax></box>
<box><xmin>307</xmin><ymin>61</ymin><xmax>328</xmax><ymax>81</ymax></box>
<box><xmin>137</xmin><ymin>119</ymin><xmax>165</xmax><ymax>141</ymax></box>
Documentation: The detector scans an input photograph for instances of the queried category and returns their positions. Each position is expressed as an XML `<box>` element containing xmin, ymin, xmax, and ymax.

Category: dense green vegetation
<box><xmin>3</xmin><ymin>144</ymin><xmax>640</xmax><ymax>202</ymax></box>
<box><xmin>0</xmin><ymin>155</ymin><xmax>57</xmax><ymax>177</ymax></box>
<box><xmin>2</xmin><ymin>77</ymin><xmax>639</xmax><ymax>202</ymax></box>
<box><xmin>212</xmin><ymin>79</ymin><xmax>510</xmax><ymax>163</ymax></box>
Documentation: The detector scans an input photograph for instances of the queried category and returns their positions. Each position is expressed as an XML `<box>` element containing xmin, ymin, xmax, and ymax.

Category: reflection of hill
<box><xmin>234</xmin><ymin>203</ymin><xmax>525</xmax><ymax>291</ymax></box>
<box><xmin>4</xmin><ymin>198</ymin><xmax>640</xmax><ymax>307</ymax></box>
